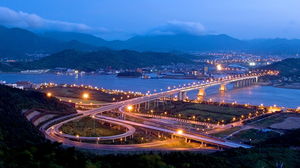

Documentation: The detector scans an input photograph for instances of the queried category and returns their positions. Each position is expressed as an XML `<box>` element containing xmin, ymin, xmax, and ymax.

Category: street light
<box><xmin>216</xmin><ymin>64</ymin><xmax>223</xmax><ymax>71</ymax></box>
<box><xmin>176</xmin><ymin>129</ymin><xmax>183</xmax><ymax>135</ymax></box>
<box><xmin>127</xmin><ymin>105</ymin><xmax>133</xmax><ymax>112</ymax></box>
<box><xmin>46</xmin><ymin>92</ymin><xmax>52</xmax><ymax>97</ymax></box>
<box><xmin>82</xmin><ymin>93</ymin><xmax>90</xmax><ymax>99</ymax></box>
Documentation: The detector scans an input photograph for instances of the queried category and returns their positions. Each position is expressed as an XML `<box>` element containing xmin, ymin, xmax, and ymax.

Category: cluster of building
<box><xmin>0</xmin><ymin>80</ymin><xmax>38</xmax><ymax>90</ymax></box>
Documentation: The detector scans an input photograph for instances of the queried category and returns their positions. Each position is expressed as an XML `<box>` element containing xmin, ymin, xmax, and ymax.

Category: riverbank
<box><xmin>274</xmin><ymin>82</ymin><xmax>300</xmax><ymax>89</ymax></box>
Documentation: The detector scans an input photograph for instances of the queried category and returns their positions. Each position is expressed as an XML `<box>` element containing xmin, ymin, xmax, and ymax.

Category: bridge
<box><xmin>42</xmin><ymin>71</ymin><xmax>276</xmax><ymax>150</ymax></box>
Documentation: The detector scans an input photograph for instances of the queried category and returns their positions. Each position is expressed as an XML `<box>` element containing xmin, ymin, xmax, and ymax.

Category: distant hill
<box><xmin>262</xmin><ymin>58</ymin><xmax>300</xmax><ymax>76</ymax></box>
<box><xmin>25</xmin><ymin>49</ymin><xmax>193</xmax><ymax>71</ymax></box>
<box><xmin>247</xmin><ymin>39</ymin><xmax>300</xmax><ymax>55</ymax></box>
<box><xmin>2</xmin><ymin>25</ymin><xmax>300</xmax><ymax>60</ymax></box>
<box><xmin>42</xmin><ymin>32</ymin><xmax>246</xmax><ymax>52</ymax></box>
<box><xmin>41</xmin><ymin>30</ymin><xmax>300</xmax><ymax>55</ymax></box>
<box><xmin>0</xmin><ymin>26</ymin><xmax>98</xmax><ymax>59</ymax></box>
<box><xmin>116</xmin><ymin>34</ymin><xmax>245</xmax><ymax>52</ymax></box>
<box><xmin>43</xmin><ymin>31</ymin><xmax>115</xmax><ymax>47</ymax></box>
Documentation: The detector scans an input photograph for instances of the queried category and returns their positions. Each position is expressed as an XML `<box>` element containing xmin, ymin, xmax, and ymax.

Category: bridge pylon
<box><xmin>178</xmin><ymin>91</ymin><xmax>187</xmax><ymax>101</ymax></box>
<box><xmin>197</xmin><ymin>88</ymin><xmax>206</xmax><ymax>97</ymax></box>
<box><xmin>219</xmin><ymin>83</ymin><xmax>227</xmax><ymax>92</ymax></box>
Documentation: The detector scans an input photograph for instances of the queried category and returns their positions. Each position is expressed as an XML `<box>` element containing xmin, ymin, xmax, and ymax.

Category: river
<box><xmin>0</xmin><ymin>73</ymin><xmax>299</xmax><ymax>108</ymax></box>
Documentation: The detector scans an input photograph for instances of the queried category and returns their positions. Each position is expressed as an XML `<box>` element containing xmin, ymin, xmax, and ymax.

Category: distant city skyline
<box><xmin>0</xmin><ymin>0</ymin><xmax>300</xmax><ymax>40</ymax></box>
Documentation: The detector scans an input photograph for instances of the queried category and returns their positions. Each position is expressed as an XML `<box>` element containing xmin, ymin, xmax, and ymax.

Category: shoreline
<box><xmin>258</xmin><ymin>81</ymin><xmax>300</xmax><ymax>90</ymax></box>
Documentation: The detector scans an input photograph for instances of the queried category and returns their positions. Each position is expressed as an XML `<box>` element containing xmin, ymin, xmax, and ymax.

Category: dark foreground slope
<box><xmin>0</xmin><ymin>85</ymin><xmax>299</xmax><ymax>168</ymax></box>
<box><xmin>0</xmin><ymin>85</ymin><xmax>76</xmax><ymax>147</ymax></box>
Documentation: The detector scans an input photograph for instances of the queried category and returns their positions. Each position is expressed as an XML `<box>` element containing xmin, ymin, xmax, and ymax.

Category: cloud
<box><xmin>148</xmin><ymin>21</ymin><xmax>205</xmax><ymax>36</ymax></box>
<box><xmin>0</xmin><ymin>6</ymin><xmax>107</xmax><ymax>33</ymax></box>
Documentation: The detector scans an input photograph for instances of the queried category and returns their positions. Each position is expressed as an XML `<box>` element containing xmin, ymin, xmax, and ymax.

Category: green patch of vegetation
<box><xmin>157</xmin><ymin>139</ymin><xmax>202</xmax><ymax>149</ymax></box>
<box><xmin>211</xmin><ymin>126</ymin><xmax>242</xmax><ymax>138</ymax></box>
<box><xmin>60</xmin><ymin>117</ymin><xmax>124</xmax><ymax>137</ymax></box>
<box><xmin>262</xmin><ymin>128</ymin><xmax>300</xmax><ymax>147</ymax></box>
<box><xmin>228</xmin><ymin>128</ymin><xmax>280</xmax><ymax>144</ymax></box>
<box><xmin>250</xmin><ymin>113</ymin><xmax>299</xmax><ymax>128</ymax></box>
<box><xmin>143</xmin><ymin>101</ymin><xmax>256</xmax><ymax>124</ymax></box>
<box><xmin>215</xmin><ymin>147</ymin><xmax>300</xmax><ymax>168</ymax></box>
<box><xmin>57</xmin><ymin>96</ymin><xmax>108</xmax><ymax>105</ymax></box>
<box><xmin>40</xmin><ymin>86</ymin><xmax>137</xmax><ymax>103</ymax></box>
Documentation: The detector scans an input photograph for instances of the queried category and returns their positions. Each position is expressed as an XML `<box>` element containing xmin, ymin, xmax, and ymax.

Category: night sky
<box><xmin>0</xmin><ymin>0</ymin><xmax>299</xmax><ymax>40</ymax></box>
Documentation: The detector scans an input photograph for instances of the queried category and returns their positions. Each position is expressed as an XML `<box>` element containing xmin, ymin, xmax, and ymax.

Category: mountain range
<box><xmin>0</xmin><ymin>26</ymin><xmax>98</xmax><ymax>59</ymax></box>
<box><xmin>1</xmin><ymin>25</ymin><xmax>300</xmax><ymax>59</ymax></box>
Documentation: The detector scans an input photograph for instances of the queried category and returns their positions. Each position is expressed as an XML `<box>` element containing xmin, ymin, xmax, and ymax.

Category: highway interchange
<box><xmin>41</xmin><ymin>72</ymin><xmax>276</xmax><ymax>151</ymax></box>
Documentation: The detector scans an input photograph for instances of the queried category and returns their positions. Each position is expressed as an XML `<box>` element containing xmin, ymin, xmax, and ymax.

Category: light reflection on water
<box><xmin>0</xmin><ymin>73</ymin><xmax>299</xmax><ymax>108</ymax></box>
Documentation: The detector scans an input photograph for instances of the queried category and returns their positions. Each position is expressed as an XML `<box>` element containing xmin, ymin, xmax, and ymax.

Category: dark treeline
<box><xmin>262</xmin><ymin>58</ymin><xmax>300</xmax><ymax>77</ymax></box>
<box><xmin>2</xmin><ymin>49</ymin><xmax>194</xmax><ymax>72</ymax></box>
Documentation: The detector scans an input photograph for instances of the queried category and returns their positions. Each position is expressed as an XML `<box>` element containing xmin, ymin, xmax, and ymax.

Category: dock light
<box><xmin>176</xmin><ymin>129</ymin><xmax>183</xmax><ymax>135</ymax></box>
<box><xmin>249</xmin><ymin>62</ymin><xmax>256</xmax><ymax>66</ymax></box>
<box><xmin>46</xmin><ymin>92</ymin><xmax>52</xmax><ymax>97</ymax></box>
<box><xmin>127</xmin><ymin>105</ymin><xmax>133</xmax><ymax>111</ymax></box>
<box><xmin>82</xmin><ymin>93</ymin><xmax>90</xmax><ymax>99</ymax></box>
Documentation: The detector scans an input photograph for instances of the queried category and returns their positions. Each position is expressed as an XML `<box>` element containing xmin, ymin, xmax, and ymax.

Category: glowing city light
<box><xmin>127</xmin><ymin>105</ymin><xmax>133</xmax><ymax>111</ymax></box>
<box><xmin>249</xmin><ymin>62</ymin><xmax>256</xmax><ymax>66</ymax></box>
<box><xmin>82</xmin><ymin>93</ymin><xmax>90</xmax><ymax>99</ymax></box>
<box><xmin>216</xmin><ymin>64</ymin><xmax>223</xmax><ymax>71</ymax></box>
<box><xmin>176</xmin><ymin>129</ymin><xmax>183</xmax><ymax>135</ymax></box>
<box><xmin>46</xmin><ymin>92</ymin><xmax>52</xmax><ymax>97</ymax></box>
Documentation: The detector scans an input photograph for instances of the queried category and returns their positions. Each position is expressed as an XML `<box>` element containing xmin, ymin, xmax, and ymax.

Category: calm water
<box><xmin>1</xmin><ymin>73</ymin><xmax>299</xmax><ymax>108</ymax></box>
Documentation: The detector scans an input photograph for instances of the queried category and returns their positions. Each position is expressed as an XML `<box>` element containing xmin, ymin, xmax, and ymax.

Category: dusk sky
<box><xmin>0</xmin><ymin>0</ymin><xmax>300</xmax><ymax>40</ymax></box>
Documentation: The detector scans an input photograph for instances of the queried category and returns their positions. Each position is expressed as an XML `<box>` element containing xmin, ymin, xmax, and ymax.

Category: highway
<box><xmin>96</xmin><ymin>115</ymin><xmax>251</xmax><ymax>148</ymax></box>
<box><xmin>42</xmin><ymin>72</ymin><xmax>274</xmax><ymax>150</ymax></box>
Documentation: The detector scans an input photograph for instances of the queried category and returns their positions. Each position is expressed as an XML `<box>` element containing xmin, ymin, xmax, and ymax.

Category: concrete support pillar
<box><xmin>182</xmin><ymin>92</ymin><xmax>187</xmax><ymax>100</ymax></box>
<box><xmin>245</xmin><ymin>79</ymin><xmax>249</xmax><ymax>86</ymax></box>
<box><xmin>177</xmin><ymin>92</ymin><xmax>182</xmax><ymax>101</ymax></box>
<box><xmin>219</xmin><ymin>83</ymin><xmax>227</xmax><ymax>92</ymax></box>
<box><xmin>198</xmin><ymin>88</ymin><xmax>206</xmax><ymax>97</ymax></box>
<box><xmin>234</xmin><ymin>81</ymin><xmax>239</xmax><ymax>88</ymax></box>
<box><xmin>145</xmin><ymin>101</ymin><xmax>150</xmax><ymax>110</ymax></box>
<box><xmin>240</xmin><ymin>80</ymin><xmax>245</xmax><ymax>87</ymax></box>
<box><xmin>178</xmin><ymin>92</ymin><xmax>187</xmax><ymax>101</ymax></box>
